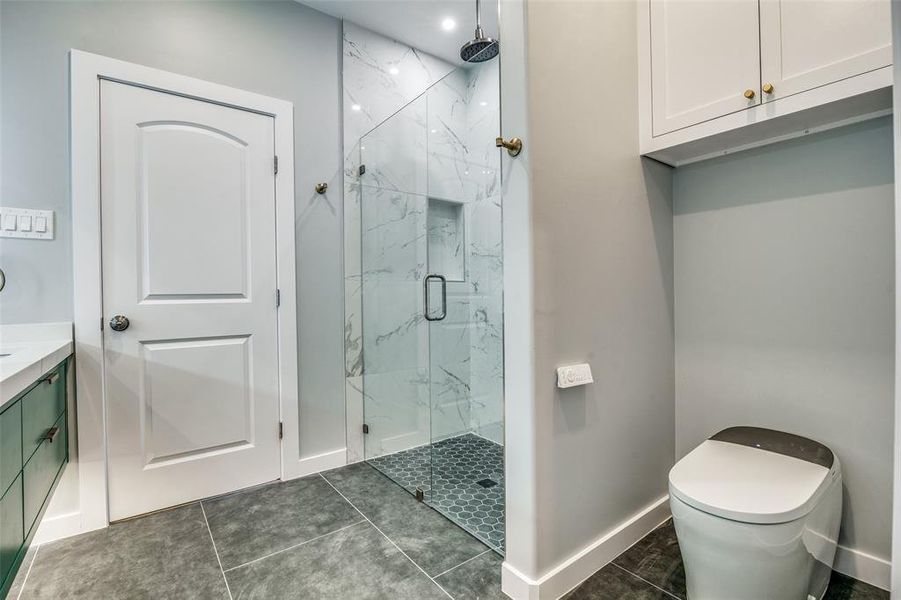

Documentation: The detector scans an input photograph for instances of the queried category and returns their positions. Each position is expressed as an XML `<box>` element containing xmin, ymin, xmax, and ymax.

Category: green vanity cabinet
<box><xmin>0</xmin><ymin>476</ymin><xmax>23</xmax><ymax>587</ymax></box>
<box><xmin>0</xmin><ymin>358</ymin><xmax>70</xmax><ymax>599</ymax></box>
<box><xmin>23</xmin><ymin>411</ymin><xmax>67</xmax><ymax>534</ymax></box>
<box><xmin>0</xmin><ymin>404</ymin><xmax>21</xmax><ymax>499</ymax></box>
<box><xmin>22</xmin><ymin>367</ymin><xmax>66</xmax><ymax>464</ymax></box>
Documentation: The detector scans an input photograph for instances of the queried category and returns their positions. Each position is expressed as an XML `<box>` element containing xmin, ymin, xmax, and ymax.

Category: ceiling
<box><xmin>300</xmin><ymin>0</ymin><xmax>499</xmax><ymax>65</ymax></box>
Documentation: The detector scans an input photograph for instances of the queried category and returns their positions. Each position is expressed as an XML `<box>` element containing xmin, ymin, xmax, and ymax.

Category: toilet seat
<box><xmin>669</xmin><ymin>427</ymin><xmax>840</xmax><ymax>524</ymax></box>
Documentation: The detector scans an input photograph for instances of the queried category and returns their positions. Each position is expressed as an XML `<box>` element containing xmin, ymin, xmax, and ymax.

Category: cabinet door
<box><xmin>760</xmin><ymin>0</ymin><xmax>891</xmax><ymax>101</ymax></box>
<box><xmin>650</xmin><ymin>0</ymin><xmax>760</xmax><ymax>136</ymax></box>
<box><xmin>0</xmin><ymin>474</ymin><xmax>23</xmax><ymax>587</ymax></box>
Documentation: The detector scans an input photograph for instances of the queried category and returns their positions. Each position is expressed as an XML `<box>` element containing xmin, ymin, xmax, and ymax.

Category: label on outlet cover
<box><xmin>557</xmin><ymin>363</ymin><xmax>593</xmax><ymax>389</ymax></box>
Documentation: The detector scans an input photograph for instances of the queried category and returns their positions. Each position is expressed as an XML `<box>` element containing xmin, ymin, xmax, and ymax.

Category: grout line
<box><xmin>222</xmin><ymin>520</ymin><xmax>368</xmax><ymax>573</ymax></box>
<box><xmin>15</xmin><ymin>545</ymin><xmax>39</xmax><ymax>600</ymax></box>
<box><xmin>432</xmin><ymin>548</ymin><xmax>493</xmax><ymax>579</ymax></box>
<box><xmin>318</xmin><ymin>473</ymin><xmax>455</xmax><ymax>600</ymax></box>
<box><xmin>610</xmin><ymin>562</ymin><xmax>682</xmax><ymax>600</ymax></box>
<box><xmin>200</xmin><ymin>501</ymin><xmax>234</xmax><ymax>600</ymax></box>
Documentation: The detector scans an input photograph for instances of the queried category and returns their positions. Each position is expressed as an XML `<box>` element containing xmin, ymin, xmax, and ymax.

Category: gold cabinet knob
<box><xmin>744</xmin><ymin>89</ymin><xmax>756</xmax><ymax>99</ymax></box>
<box><xmin>762</xmin><ymin>83</ymin><xmax>775</xmax><ymax>94</ymax></box>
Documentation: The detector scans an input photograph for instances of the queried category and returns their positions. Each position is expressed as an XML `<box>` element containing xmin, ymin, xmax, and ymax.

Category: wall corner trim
<box><xmin>501</xmin><ymin>495</ymin><xmax>671</xmax><ymax>600</ymax></box>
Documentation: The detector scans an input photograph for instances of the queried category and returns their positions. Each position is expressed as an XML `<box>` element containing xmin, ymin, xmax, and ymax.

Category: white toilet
<box><xmin>669</xmin><ymin>427</ymin><xmax>842</xmax><ymax>600</ymax></box>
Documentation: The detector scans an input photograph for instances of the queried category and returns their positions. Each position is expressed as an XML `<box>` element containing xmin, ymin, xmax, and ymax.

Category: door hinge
<box><xmin>274</xmin><ymin>156</ymin><xmax>279</xmax><ymax>175</ymax></box>
<box><xmin>279</xmin><ymin>421</ymin><xmax>284</xmax><ymax>440</ymax></box>
<box><xmin>276</xmin><ymin>288</ymin><xmax>281</xmax><ymax>308</ymax></box>
<box><xmin>358</xmin><ymin>164</ymin><xmax>366</xmax><ymax>177</ymax></box>
<box><xmin>100</xmin><ymin>317</ymin><xmax>104</xmax><ymax>331</ymax></box>
<box><xmin>415</xmin><ymin>488</ymin><xmax>425</xmax><ymax>502</ymax></box>
<box><xmin>362</xmin><ymin>424</ymin><xmax>369</xmax><ymax>434</ymax></box>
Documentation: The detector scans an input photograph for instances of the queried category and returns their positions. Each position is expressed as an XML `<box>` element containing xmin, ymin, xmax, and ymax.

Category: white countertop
<box><xmin>0</xmin><ymin>323</ymin><xmax>74</xmax><ymax>407</ymax></box>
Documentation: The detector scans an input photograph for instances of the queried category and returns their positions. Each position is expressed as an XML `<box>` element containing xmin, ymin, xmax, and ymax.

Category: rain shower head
<box><xmin>460</xmin><ymin>0</ymin><xmax>499</xmax><ymax>63</ymax></box>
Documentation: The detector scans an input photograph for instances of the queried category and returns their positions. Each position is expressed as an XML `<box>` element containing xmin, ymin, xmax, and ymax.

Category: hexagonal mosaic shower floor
<box><xmin>367</xmin><ymin>433</ymin><xmax>505</xmax><ymax>554</ymax></box>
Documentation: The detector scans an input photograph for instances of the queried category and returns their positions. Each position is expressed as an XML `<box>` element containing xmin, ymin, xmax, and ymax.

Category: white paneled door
<box><xmin>100</xmin><ymin>80</ymin><xmax>281</xmax><ymax>521</ymax></box>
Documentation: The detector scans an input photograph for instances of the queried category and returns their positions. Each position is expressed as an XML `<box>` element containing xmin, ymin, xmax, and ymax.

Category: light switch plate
<box><xmin>0</xmin><ymin>207</ymin><xmax>54</xmax><ymax>240</ymax></box>
<box><xmin>556</xmin><ymin>363</ymin><xmax>594</xmax><ymax>389</ymax></box>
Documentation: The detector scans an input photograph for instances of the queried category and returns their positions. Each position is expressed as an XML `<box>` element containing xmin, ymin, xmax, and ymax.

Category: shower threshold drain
<box><xmin>476</xmin><ymin>478</ymin><xmax>498</xmax><ymax>489</ymax></box>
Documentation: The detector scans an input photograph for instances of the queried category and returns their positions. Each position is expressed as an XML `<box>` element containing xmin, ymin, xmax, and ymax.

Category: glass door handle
<box><xmin>424</xmin><ymin>274</ymin><xmax>447</xmax><ymax>321</ymax></box>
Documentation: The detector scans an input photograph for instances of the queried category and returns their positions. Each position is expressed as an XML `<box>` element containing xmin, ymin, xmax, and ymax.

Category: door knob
<box><xmin>743</xmin><ymin>89</ymin><xmax>756</xmax><ymax>99</ymax></box>
<box><xmin>496</xmin><ymin>136</ymin><xmax>523</xmax><ymax>157</ymax></box>
<box><xmin>109</xmin><ymin>315</ymin><xmax>130</xmax><ymax>332</ymax></box>
<box><xmin>762</xmin><ymin>83</ymin><xmax>775</xmax><ymax>94</ymax></box>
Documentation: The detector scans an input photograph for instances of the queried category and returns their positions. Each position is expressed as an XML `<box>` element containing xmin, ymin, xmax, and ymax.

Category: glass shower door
<box><xmin>425</xmin><ymin>56</ymin><xmax>505</xmax><ymax>553</ymax></box>
<box><xmin>359</xmin><ymin>51</ymin><xmax>505</xmax><ymax>554</ymax></box>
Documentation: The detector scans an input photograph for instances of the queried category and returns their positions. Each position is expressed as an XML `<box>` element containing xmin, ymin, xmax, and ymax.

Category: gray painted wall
<box><xmin>674</xmin><ymin>117</ymin><xmax>895</xmax><ymax>561</ymax></box>
<box><xmin>0</xmin><ymin>1</ymin><xmax>347</xmax><ymax>459</ymax></box>
<box><xmin>525</xmin><ymin>0</ymin><xmax>676</xmax><ymax>571</ymax></box>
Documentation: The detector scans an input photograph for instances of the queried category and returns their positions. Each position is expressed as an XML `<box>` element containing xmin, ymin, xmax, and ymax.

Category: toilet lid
<box><xmin>669</xmin><ymin>427</ymin><xmax>839</xmax><ymax>524</ymax></box>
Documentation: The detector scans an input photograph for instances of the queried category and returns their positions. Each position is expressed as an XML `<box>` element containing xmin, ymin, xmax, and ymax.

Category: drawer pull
<box><xmin>40</xmin><ymin>426</ymin><xmax>59</xmax><ymax>443</ymax></box>
<box><xmin>42</xmin><ymin>372</ymin><xmax>59</xmax><ymax>385</ymax></box>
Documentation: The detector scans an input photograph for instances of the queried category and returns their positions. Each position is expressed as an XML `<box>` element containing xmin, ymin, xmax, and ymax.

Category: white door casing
<box><xmin>650</xmin><ymin>0</ymin><xmax>761</xmax><ymax>136</ymax></box>
<box><xmin>759</xmin><ymin>0</ymin><xmax>892</xmax><ymax>103</ymax></box>
<box><xmin>69</xmin><ymin>51</ymin><xmax>296</xmax><ymax>539</ymax></box>
<box><xmin>101</xmin><ymin>80</ymin><xmax>282</xmax><ymax>520</ymax></box>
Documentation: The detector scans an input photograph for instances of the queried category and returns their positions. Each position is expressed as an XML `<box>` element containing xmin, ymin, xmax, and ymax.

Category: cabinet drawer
<box><xmin>0</xmin><ymin>402</ymin><xmax>21</xmax><ymax>497</ymax></box>
<box><xmin>23</xmin><ymin>412</ymin><xmax>66</xmax><ymax>535</ymax></box>
<box><xmin>0</xmin><ymin>474</ymin><xmax>23</xmax><ymax>587</ymax></box>
<box><xmin>22</xmin><ymin>363</ymin><xmax>66</xmax><ymax>464</ymax></box>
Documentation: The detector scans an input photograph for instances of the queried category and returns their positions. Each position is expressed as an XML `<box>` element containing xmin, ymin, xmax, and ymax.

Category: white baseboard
<box><xmin>34</xmin><ymin>511</ymin><xmax>105</xmax><ymax>545</ymax></box>
<box><xmin>284</xmin><ymin>448</ymin><xmax>348</xmax><ymax>480</ymax></box>
<box><xmin>833</xmin><ymin>544</ymin><xmax>891</xmax><ymax>591</ymax></box>
<box><xmin>502</xmin><ymin>495</ymin><xmax>671</xmax><ymax>600</ymax></box>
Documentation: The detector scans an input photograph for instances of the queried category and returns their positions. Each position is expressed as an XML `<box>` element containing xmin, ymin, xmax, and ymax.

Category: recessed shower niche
<box><xmin>427</xmin><ymin>198</ymin><xmax>466</xmax><ymax>282</ymax></box>
<box><xmin>348</xmin><ymin>41</ymin><xmax>505</xmax><ymax>553</ymax></box>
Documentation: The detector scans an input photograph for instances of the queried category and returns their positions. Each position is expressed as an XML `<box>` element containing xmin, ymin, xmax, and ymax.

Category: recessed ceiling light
<box><xmin>441</xmin><ymin>18</ymin><xmax>456</xmax><ymax>31</ymax></box>
<box><xmin>389</xmin><ymin>67</ymin><xmax>399</xmax><ymax>75</ymax></box>
<box><xmin>351</xmin><ymin>104</ymin><xmax>361</xmax><ymax>111</ymax></box>
<box><xmin>479</xmin><ymin>101</ymin><xmax>488</xmax><ymax>106</ymax></box>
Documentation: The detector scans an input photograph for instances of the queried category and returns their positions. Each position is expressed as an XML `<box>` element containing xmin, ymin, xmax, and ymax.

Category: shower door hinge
<box><xmin>362</xmin><ymin>424</ymin><xmax>369</xmax><ymax>434</ymax></box>
<box><xmin>100</xmin><ymin>317</ymin><xmax>104</xmax><ymax>331</ymax></box>
<box><xmin>415</xmin><ymin>488</ymin><xmax>424</xmax><ymax>502</ymax></box>
<box><xmin>274</xmin><ymin>156</ymin><xmax>279</xmax><ymax>175</ymax></box>
<box><xmin>358</xmin><ymin>164</ymin><xmax>366</xmax><ymax>176</ymax></box>
<box><xmin>279</xmin><ymin>421</ymin><xmax>284</xmax><ymax>440</ymax></box>
<box><xmin>276</xmin><ymin>288</ymin><xmax>281</xmax><ymax>307</ymax></box>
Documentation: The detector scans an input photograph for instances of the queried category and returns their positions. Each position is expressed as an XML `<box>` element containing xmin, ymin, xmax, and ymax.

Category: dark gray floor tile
<box><xmin>825</xmin><ymin>571</ymin><xmax>890</xmax><ymax>600</ymax></box>
<box><xmin>19</xmin><ymin>503</ymin><xmax>228</xmax><ymax>600</ymax></box>
<box><xmin>564</xmin><ymin>564</ymin><xmax>675</xmax><ymax>600</ymax></box>
<box><xmin>435</xmin><ymin>550</ymin><xmax>505</xmax><ymax>600</ymax></box>
<box><xmin>202</xmin><ymin>475</ymin><xmax>362</xmax><ymax>570</ymax></box>
<box><xmin>225</xmin><ymin>520</ymin><xmax>447</xmax><ymax>600</ymax></box>
<box><xmin>323</xmin><ymin>462</ymin><xmax>489</xmax><ymax>577</ymax></box>
<box><xmin>613</xmin><ymin>520</ymin><xmax>685</xmax><ymax>599</ymax></box>
<box><xmin>7</xmin><ymin>543</ymin><xmax>37</xmax><ymax>599</ymax></box>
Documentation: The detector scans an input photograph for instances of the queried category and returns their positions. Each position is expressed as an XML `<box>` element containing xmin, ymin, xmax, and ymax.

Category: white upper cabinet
<box><xmin>759</xmin><ymin>0</ymin><xmax>891</xmax><ymax>101</ymax></box>
<box><xmin>650</xmin><ymin>0</ymin><xmax>760</xmax><ymax>135</ymax></box>
<box><xmin>639</xmin><ymin>0</ymin><xmax>893</xmax><ymax>165</ymax></box>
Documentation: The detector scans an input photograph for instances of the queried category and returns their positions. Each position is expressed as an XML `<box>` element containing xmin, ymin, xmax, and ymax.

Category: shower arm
<box><xmin>474</xmin><ymin>0</ymin><xmax>484</xmax><ymax>38</ymax></box>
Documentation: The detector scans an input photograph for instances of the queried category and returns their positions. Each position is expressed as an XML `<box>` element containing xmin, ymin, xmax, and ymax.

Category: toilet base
<box><xmin>670</xmin><ymin>474</ymin><xmax>842</xmax><ymax>600</ymax></box>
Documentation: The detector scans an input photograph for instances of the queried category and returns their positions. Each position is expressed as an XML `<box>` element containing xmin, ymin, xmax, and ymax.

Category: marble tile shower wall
<box><xmin>343</xmin><ymin>22</ymin><xmax>503</xmax><ymax>464</ymax></box>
